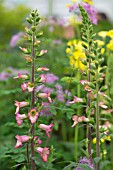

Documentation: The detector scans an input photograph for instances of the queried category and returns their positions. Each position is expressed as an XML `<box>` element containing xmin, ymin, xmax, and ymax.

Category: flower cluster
<box><xmin>75</xmin><ymin>157</ymin><xmax>94</xmax><ymax>170</ymax></box>
<box><xmin>66</xmin><ymin>0</ymin><xmax>97</xmax><ymax>25</ymax></box>
<box><xmin>66</xmin><ymin>39</ymin><xmax>86</xmax><ymax>70</ymax></box>
<box><xmin>98</xmin><ymin>30</ymin><xmax>113</xmax><ymax>52</ymax></box>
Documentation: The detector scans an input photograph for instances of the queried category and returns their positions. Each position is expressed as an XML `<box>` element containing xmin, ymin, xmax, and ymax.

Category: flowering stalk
<box><xmin>79</xmin><ymin>5</ymin><xmax>109</xmax><ymax>170</ymax></box>
<box><xmin>79</xmin><ymin>5</ymin><xmax>94</xmax><ymax>163</ymax></box>
<box><xmin>14</xmin><ymin>10</ymin><xmax>54</xmax><ymax>169</ymax></box>
<box><xmin>30</xmin><ymin>12</ymin><xmax>36</xmax><ymax>170</ymax></box>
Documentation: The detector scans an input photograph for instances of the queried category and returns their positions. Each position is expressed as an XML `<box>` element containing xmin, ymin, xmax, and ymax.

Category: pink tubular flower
<box><xmin>16</xmin><ymin>113</ymin><xmax>27</xmax><ymax>126</ymax></box>
<box><xmin>14</xmin><ymin>73</ymin><xmax>29</xmax><ymax>79</ymax></box>
<box><xmin>37</xmin><ymin>67</ymin><xmax>49</xmax><ymax>72</ymax></box>
<box><xmin>21</xmin><ymin>82</ymin><xmax>28</xmax><ymax>92</ymax></box>
<box><xmin>39</xmin><ymin>50</ymin><xmax>47</xmax><ymax>56</ymax></box>
<box><xmin>34</xmin><ymin>136</ymin><xmax>42</xmax><ymax>145</ymax></box>
<box><xmin>19</xmin><ymin>47</ymin><xmax>28</xmax><ymax>53</ymax></box>
<box><xmin>99</xmin><ymin>102</ymin><xmax>108</xmax><ymax>109</ymax></box>
<box><xmin>38</xmin><ymin>92</ymin><xmax>52</xmax><ymax>103</ymax></box>
<box><xmin>36</xmin><ymin>147</ymin><xmax>50</xmax><ymax>162</ymax></box>
<box><xmin>15</xmin><ymin>135</ymin><xmax>30</xmax><ymax>148</ymax></box>
<box><xmin>84</xmin><ymin>85</ymin><xmax>92</xmax><ymax>92</ymax></box>
<box><xmin>27</xmin><ymin>82</ymin><xmax>34</xmax><ymax>92</ymax></box>
<box><xmin>69</xmin><ymin>96</ymin><xmax>83</xmax><ymax>104</ymax></box>
<box><xmin>39</xmin><ymin>74</ymin><xmax>46</xmax><ymax>83</ymax></box>
<box><xmin>39</xmin><ymin>124</ymin><xmax>54</xmax><ymax>138</ymax></box>
<box><xmin>71</xmin><ymin>115</ymin><xmax>89</xmax><ymax>127</ymax></box>
<box><xmin>80</xmin><ymin>80</ymin><xmax>92</xmax><ymax>92</ymax></box>
<box><xmin>80</xmin><ymin>79</ymin><xmax>87</xmax><ymax>85</ymax></box>
<box><xmin>28</xmin><ymin>108</ymin><xmax>39</xmax><ymax>124</ymax></box>
<box><xmin>14</xmin><ymin>100</ymin><xmax>29</xmax><ymax>114</ymax></box>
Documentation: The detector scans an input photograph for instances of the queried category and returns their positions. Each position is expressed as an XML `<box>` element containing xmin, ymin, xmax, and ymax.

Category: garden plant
<box><xmin>0</xmin><ymin>0</ymin><xmax>113</xmax><ymax>170</ymax></box>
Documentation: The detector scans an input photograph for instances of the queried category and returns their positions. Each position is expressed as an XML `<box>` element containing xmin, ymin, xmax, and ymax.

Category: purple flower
<box><xmin>56</xmin><ymin>90</ymin><xmax>64</xmax><ymax>102</ymax></box>
<box><xmin>81</xmin><ymin>2</ymin><xmax>97</xmax><ymax>25</ymax></box>
<box><xmin>10</xmin><ymin>32</ymin><xmax>23</xmax><ymax>48</ymax></box>
<box><xmin>40</xmin><ymin>102</ymin><xmax>52</xmax><ymax>116</ymax></box>
<box><xmin>0</xmin><ymin>67</ymin><xmax>29</xmax><ymax>81</ymax></box>
<box><xmin>75</xmin><ymin>157</ymin><xmax>94</xmax><ymax>170</ymax></box>
<box><xmin>69</xmin><ymin>4</ymin><xmax>78</xmax><ymax>12</ymax></box>
<box><xmin>0</xmin><ymin>72</ymin><xmax>11</xmax><ymax>80</ymax></box>
<box><xmin>55</xmin><ymin>83</ymin><xmax>62</xmax><ymax>91</ymax></box>
<box><xmin>42</xmin><ymin>87</ymin><xmax>54</xmax><ymax>94</ymax></box>
<box><xmin>68</xmin><ymin>2</ymin><xmax>97</xmax><ymax>25</ymax></box>
<box><xmin>45</xmin><ymin>73</ymin><xmax>59</xmax><ymax>84</ymax></box>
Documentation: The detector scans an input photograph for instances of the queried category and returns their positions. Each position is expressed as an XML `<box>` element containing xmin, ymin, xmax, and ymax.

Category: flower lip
<box><xmin>28</xmin><ymin>108</ymin><xmax>39</xmax><ymax>124</ymax></box>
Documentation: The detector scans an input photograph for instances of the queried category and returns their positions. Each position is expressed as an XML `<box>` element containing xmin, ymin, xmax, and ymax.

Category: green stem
<box><xmin>87</xmin><ymin>59</ymin><xmax>93</xmax><ymax>163</ymax></box>
<box><xmin>74</xmin><ymin>71</ymin><xmax>81</xmax><ymax>162</ymax></box>
<box><xmin>30</xmin><ymin>33</ymin><xmax>36</xmax><ymax>170</ymax></box>
<box><xmin>96</xmin><ymin>67</ymin><xmax>100</xmax><ymax>170</ymax></box>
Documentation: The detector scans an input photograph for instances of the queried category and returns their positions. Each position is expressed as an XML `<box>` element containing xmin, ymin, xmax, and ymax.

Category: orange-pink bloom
<box><xmin>14</xmin><ymin>100</ymin><xmax>29</xmax><ymax>114</ymax></box>
<box><xmin>28</xmin><ymin>108</ymin><xmax>39</xmax><ymax>124</ymax></box>
<box><xmin>16</xmin><ymin>113</ymin><xmax>27</xmax><ymax>126</ymax></box>
<box><xmin>39</xmin><ymin>123</ymin><xmax>54</xmax><ymax>138</ymax></box>
<box><xmin>36</xmin><ymin>147</ymin><xmax>50</xmax><ymax>162</ymax></box>
<box><xmin>15</xmin><ymin>135</ymin><xmax>30</xmax><ymax>148</ymax></box>
<box><xmin>72</xmin><ymin>115</ymin><xmax>89</xmax><ymax>127</ymax></box>
<box><xmin>69</xmin><ymin>96</ymin><xmax>83</xmax><ymax>104</ymax></box>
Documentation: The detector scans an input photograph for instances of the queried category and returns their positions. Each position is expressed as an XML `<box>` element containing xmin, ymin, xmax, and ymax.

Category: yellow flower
<box><xmin>66</xmin><ymin>39</ymin><xmax>86</xmax><ymax>70</ymax></box>
<box><xmin>83</xmin><ymin>0</ymin><xmax>93</xmax><ymax>5</ymax></box>
<box><xmin>101</xmin><ymin>48</ymin><xmax>105</xmax><ymax>54</ymax></box>
<box><xmin>95</xmin><ymin>40</ymin><xmax>105</xmax><ymax>46</ymax></box>
<box><xmin>66</xmin><ymin>48</ymin><xmax>71</xmax><ymax>54</ymax></box>
<box><xmin>106</xmin><ymin>30</ymin><xmax>113</xmax><ymax>38</ymax></box>
<box><xmin>106</xmin><ymin>40</ymin><xmax>113</xmax><ymax>51</ymax></box>
<box><xmin>72</xmin><ymin>39</ymin><xmax>77</xmax><ymax>45</ymax></box>
<box><xmin>93</xmin><ymin>137</ymin><xmax>96</xmax><ymax>144</ymax></box>
<box><xmin>93</xmin><ymin>137</ymin><xmax>105</xmax><ymax>144</ymax></box>
<box><xmin>67</xmin><ymin>41</ymin><xmax>72</xmax><ymax>46</ymax></box>
<box><xmin>105</xmin><ymin>135</ymin><xmax>111</xmax><ymax>141</ymax></box>
<box><xmin>98</xmin><ymin>31</ymin><xmax>107</xmax><ymax>38</ymax></box>
<box><xmin>100</xmin><ymin>138</ymin><xmax>105</xmax><ymax>143</ymax></box>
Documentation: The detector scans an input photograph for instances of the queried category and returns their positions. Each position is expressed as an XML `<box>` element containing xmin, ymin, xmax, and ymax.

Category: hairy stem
<box><xmin>30</xmin><ymin>34</ymin><xmax>36</xmax><ymax>170</ymax></box>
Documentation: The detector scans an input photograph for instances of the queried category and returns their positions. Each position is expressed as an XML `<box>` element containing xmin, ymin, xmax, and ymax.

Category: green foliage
<box><xmin>0</xmin><ymin>2</ymin><xmax>30</xmax><ymax>44</ymax></box>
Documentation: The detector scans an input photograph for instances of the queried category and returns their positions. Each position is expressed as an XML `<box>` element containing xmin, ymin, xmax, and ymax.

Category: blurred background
<box><xmin>4</xmin><ymin>0</ymin><xmax>113</xmax><ymax>21</ymax></box>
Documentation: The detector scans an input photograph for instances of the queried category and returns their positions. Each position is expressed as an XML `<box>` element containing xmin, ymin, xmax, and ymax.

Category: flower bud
<box><xmin>26</xmin><ymin>17</ymin><xmax>32</xmax><ymax>24</ymax></box>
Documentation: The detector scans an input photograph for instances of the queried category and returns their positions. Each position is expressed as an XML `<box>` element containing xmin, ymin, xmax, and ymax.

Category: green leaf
<box><xmin>79</xmin><ymin>164</ymin><xmax>92</xmax><ymax>170</ymax></box>
<box><xmin>66</xmin><ymin>111</ymin><xmax>74</xmax><ymax>119</ymax></box>
<box><xmin>63</xmin><ymin>162</ymin><xmax>76</xmax><ymax>170</ymax></box>
<box><xmin>50</xmin><ymin>106</ymin><xmax>57</xmax><ymax>115</ymax></box>
<box><xmin>94</xmin><ymin>157</ymin><xmax>101</xmax><ymax>164</ymax></box>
